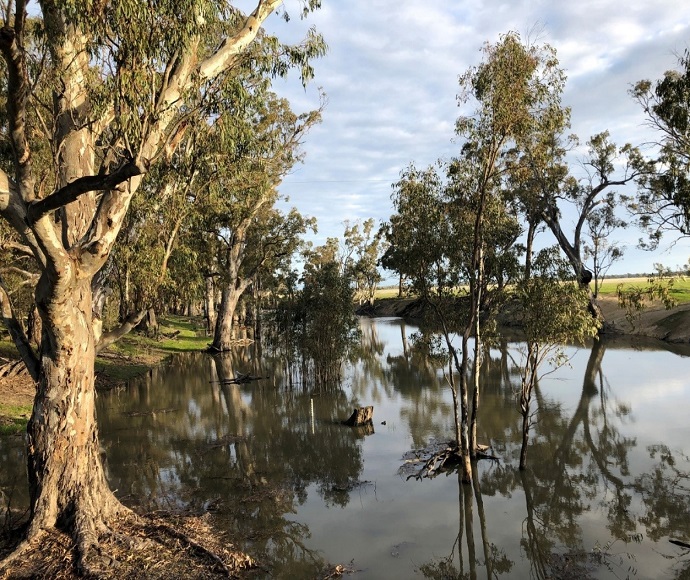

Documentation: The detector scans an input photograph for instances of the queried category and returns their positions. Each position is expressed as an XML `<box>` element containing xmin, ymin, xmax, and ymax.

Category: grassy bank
<box><xmin>0</xmin><ymin>315</ymin><xmax>211</xmax><ymax>435</ymax></box>
<box><xmin>375</xmin><ymin>276</ymin><xmax>690</xmax><ymax>304</ymax></box>
<box><xmin>95</xmin><ymin>315</ymin><xmax>211</xmax><ymax>387</ymax></box>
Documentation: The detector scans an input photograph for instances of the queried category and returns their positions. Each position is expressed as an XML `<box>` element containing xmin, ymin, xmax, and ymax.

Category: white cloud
<box><xmin>267</xmin><ymin>1</ymin><xmax>690</xmax><ymax>272</ymax></box>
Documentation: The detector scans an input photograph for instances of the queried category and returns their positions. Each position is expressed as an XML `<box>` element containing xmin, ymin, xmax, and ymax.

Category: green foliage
<box><xmin>616</xmin><ymin>265</ymin><xmax>677</xmax><ymax>328</ymax></box>
<box><xmin>270</xmin><ymin>252</ymin><xmax>360</xmax><ymax>389</ymax></box>
<box><xmin>381</xmin><ymin>162</ymin><xmax>451</xmax><ymax>298</ymax></box>
<box><xmin>630</xmin><ymin>49</ymin><xmax>690</xmax><ymax>244</ymax></box>
<box><xmin>341</xmin><ymin>218</ymin><xmax>385</xmax><ymax>305</ymax></box>
<box><xmin>516</xmin><ymin>250</ymin><xmax>600</xmax><ymax>348</ymax></box>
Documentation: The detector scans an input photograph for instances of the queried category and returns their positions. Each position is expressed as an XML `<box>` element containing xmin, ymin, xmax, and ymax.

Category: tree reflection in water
<box><xmin>5</xmin><ymin>319</ymin><xmax>690</xmax><ymax>577</ymax></box>
<box><xmin>99</xmin><ymin>349</ymin><xmax>368</xmax><ymax>576</ymax></box>
<box><xmin>418</xmin><ymin>463</ymin><xmax>513</xmax><ymax>579</ymax></box>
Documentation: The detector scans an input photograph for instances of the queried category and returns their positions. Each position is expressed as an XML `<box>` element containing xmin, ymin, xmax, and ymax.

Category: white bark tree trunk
<box><xmin>28</xmin><ymin>273</ymin><xmax>129</xmax><ymax>570</ymax></box>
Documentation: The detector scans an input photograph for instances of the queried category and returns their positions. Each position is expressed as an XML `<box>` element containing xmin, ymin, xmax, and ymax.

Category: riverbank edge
<box><xmin>356</xmin><ymin>295</ymin><xmax>690</xmax><ymax>343</ymax></box>
<box><xmin>0</xmin><ymin>316</ymin><xmax>212</xmax><ymax>436</ymax></box>
<box><xmin>4</xmin><ymin>296</ymin><xmax>690</xmax><ymax>433</ymax></box>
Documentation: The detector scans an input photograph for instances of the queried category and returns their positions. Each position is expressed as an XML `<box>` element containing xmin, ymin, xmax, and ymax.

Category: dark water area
<box><xmin>2</xmin><ymin>317</ymin><xmax>690</xmax><ymax>578</ymax></box>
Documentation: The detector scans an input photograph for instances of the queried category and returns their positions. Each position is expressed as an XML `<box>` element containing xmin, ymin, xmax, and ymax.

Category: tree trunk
<box><xmin>458</xmin><ymin>333</ymin><xmax>473</xmax><ymax>484</ymax></box>
<box><xmin>211</xmin><ymin>285</ymin><xmax>241</xmax><ymax>351</ymax></box>
<box><xmin>519</xmin><ymin>404</ymin><xmax>530</xmax><ymax>471</ymax></box>
<box><xmin>524</xmin><ymin>220</ymin><xmax>536</xmax><ymax>281</ymax></box>
<box><xmin>137</xmin><ymin>307</ymin><xmax>159</xmax><ymax>337</ymax></box>
<box><xmin>205</xmin><ymin>276</ymin><xmax>216</xmax><ymax>333</ymax></box>
<box><xmin>27</xmin><ymin>275</ymin><xmax>128</xmax><ymax>568</ymax></box>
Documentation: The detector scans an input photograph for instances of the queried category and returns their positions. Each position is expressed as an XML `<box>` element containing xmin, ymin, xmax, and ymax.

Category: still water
<box><xmin>3</xmin><ymin>317</ymin><xmax>690</xmax><ymax>578</ymax></box>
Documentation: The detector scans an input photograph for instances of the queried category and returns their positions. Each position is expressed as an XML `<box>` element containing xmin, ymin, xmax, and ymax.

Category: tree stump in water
<box><xmin>342</xmin><ymin>406</ymin><xmax>374</xmax><ymax>426</ymax></box>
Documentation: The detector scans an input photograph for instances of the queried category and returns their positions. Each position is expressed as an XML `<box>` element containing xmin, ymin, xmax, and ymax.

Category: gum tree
<box><xmin>514</xmin><ymin>250</ymin><xmax>599</xmax><ymax>470</ymax></box>
<box><xmin>0</xmin><ymin>0</ymin><xmax>323</xmax><ymax>572</ymax></box>
<box><xmin>630</xmin><ymin>49</ymin><xmax>690</xmax><ymax>245</ymax></box>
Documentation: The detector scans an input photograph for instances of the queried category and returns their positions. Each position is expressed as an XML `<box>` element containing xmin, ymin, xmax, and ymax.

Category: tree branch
<box><xmin>0</xmin><ymin>16</ymin><xmax>34</xmax><ymax>202</ymax></box>
<box><xmin>198</xmin><ymin>0</ymin><xmax>282</xmax><ymax>81</ymax></box>
<box><xmin>27</xmin><ymin>161</ymin><xmax>146</xmax><ymax>222</ymax></box>
<box><xmin>0</xmin><ymin>274</ymin><xmax>39</xmax><ymax>380</ymax></box>
<box><xmin>95</xmin><ymin>308</ymin><xmax>147</xmax><ymax>354</ymax></box>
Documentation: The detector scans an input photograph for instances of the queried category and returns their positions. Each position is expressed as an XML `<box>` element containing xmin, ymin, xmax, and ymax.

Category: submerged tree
<box><xmin>271</xmin><ymin>241</ymin><xmax>360</xmax><ymax>389</ymax></box>
<box><xmin>0</xmin><ymin>0</ymin><xmax>324</xmax><ymax>572</ymax></box>
<box><xmin>450</xmin><ymin>31</ymin><xmax>551</xmax><ymax>481</ymax></box>
<box><xmin>514</xmin><ymin>249</ymin><xmax>599</xmax><ymax>470</ymax></box>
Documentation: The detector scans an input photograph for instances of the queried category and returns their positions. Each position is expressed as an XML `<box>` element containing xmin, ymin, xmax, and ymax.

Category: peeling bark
<box><xmin>0</xmin><ymin>0</ymin><xmax>295</xmax><ymax>570</ymax></box>
<box><xmin>27</xmin><ymin>275</ymin><xmax>131</xmax><ymax>571</ymax></box>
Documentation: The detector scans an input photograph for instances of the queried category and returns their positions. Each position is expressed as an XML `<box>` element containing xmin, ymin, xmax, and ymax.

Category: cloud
<box><xmin>268</xmin><ymin>1</ymin><xmax>690</xmax><ymax>272</ymax></box>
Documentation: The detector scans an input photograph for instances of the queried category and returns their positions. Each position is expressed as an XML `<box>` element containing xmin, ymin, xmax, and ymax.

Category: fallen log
<box><xmin>342</xmin><ymin>406</ymin><xmax>374</xmax><ymax>427</ymax></box>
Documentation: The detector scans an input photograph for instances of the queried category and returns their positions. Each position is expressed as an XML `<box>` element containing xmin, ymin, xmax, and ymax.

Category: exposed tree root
<box><xmin>0</xmin><ymin>511</ymin><xmax>257</xmax><ymax>579</ymax></box>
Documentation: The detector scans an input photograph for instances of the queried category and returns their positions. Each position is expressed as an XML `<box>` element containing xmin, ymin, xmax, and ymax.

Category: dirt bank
<box><xmin>358</xmin><ymin>295</ymin><xmax>690</xmax><ymax>344</ymax></box>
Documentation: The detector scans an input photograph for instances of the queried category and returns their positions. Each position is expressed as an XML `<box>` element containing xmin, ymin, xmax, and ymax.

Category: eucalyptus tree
<box><xmin>385</xmin><ymin>163</ymin><xmax>468</xmax><ymax>460</ymax></box>
<box><xmin>341</xmin><ymin>218</ymin><xmax>386</xmax><ymax>306</ymax></box>
<box><xmin>382</xmin><ymin>162</ymin><xmax>451</xmax><ymax>299</ymax></box>
<box><xmin>287</xmin><ymin>241</ymin><xmax>360</xmax><ymax>388</ymax></box>
<box><xmin>445</xmin><ymin>31</ymin><xmax>552</xmax><ymax>481</ymax></box>
<box><xmin>107</xmin><ymin>123</ymin><xmax>213</xmax><ymax>335</ymax></box>
<box><xmin>538</xmin><ymin>132</ymin><xmax>644</xmax><ymax>302</ymax></box>
<box><xmin>0</xmin><ymin>0</ymin><xmax>324</xmax><ymax>572</ymax></box>
<box><xmin>513</xmin><ymin>249</ymin><xmax>599</xmax><ymax>470</ymax></box>
<box><xmin>198</xmin><ymin>89</ymin><xmax>320</xmax><ymax>352</ymax></box>
<box><xmin>582</xmin><ymin>201</ymin><xmax>626</xmax><ymax>298</ymax></box>
<box><xmin>630</xmin><ymin>50</ymin><xmax>690</xmax><ymax>246</ymax></box>
<box><xmin>209</xmin><ymin>204</ymin><xmax>315</xmax><ymax>351</ymax></box>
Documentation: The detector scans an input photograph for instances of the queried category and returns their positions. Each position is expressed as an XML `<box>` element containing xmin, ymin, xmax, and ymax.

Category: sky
<box><xmin>253</xmin><ymin>0</ymin><xmax>690</xmax><ymax>276</ymax></box>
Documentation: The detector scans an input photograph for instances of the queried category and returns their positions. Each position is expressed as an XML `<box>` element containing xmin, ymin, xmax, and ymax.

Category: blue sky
<box><xmin>257</xmin><ymin>1</ymin><xmax>690</xmax><ymax>275</ymax></box>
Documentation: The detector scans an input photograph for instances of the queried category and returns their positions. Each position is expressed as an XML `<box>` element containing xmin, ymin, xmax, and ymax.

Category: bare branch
<box><xmin>0</xmin><ymin>273</ymin><xmax>39</xmax><ymax>380</ymax></box>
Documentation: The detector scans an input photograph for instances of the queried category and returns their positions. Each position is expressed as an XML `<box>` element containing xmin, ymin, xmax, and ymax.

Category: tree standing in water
<box><xmin>0</xmin><ymin>0</ymin><xmax>324</xmax><ymax>573</ymax></box>
<box><xmin>514</xmin><ymin>250</ymin><xmax>599</xmax><ymax>470</ymax></box>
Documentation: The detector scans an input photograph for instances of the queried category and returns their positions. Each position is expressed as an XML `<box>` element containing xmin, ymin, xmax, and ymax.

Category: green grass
<box><xmin>95</xmin><ymin>315</ymin><xmax>211</xmax><ymax>384</ymax></box>
<box><xmin>1</xmin><ymin>316</ymin><xmax>211</xmax><ymax>434</ymax></box>
<box><xmin>0</xmin><ymin>403</ymin><xmax>31</xmax><ymax>436</ymax></box>
<box><xmin>374</xmin><ymin>277</ymin><xmax>690</xmax><ymax>305</ymax></box>
<box><xmin>374</xmin><ymin>287</ymin><xmax>402</xmax><ymax>300</ymax></box>
<box><xmin>596</xmin><ymin>276</ymin><xmax>690</xmax><ymax>304</ymax></box>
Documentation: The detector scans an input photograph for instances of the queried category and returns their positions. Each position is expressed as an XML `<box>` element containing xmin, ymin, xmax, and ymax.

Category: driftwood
<box><xmin>210</xmin><ymin>372</ymin><xmax>266</xmax><ymax>385</ymax></box>
<box><xmin>670</xmin><ymin>538</ymin><xmax>690</xmax><ymax>549</ymax></box>
<box><xmin>0</xmin><ymin>358</ymin><xmax>28</xmax><ymax>378</ymax></box>
<box><xmin>400</xmin><ymin>440</ymin><xmax>497</xmax><ymax>480</ymax></box>
<box><xmin>342</xmin><ymin>406</ymin><xmax>373</xmax><ymax>427</ymax></box>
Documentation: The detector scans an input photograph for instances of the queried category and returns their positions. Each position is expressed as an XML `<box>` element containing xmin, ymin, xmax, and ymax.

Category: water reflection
<box><xmin>99</xmin><ymin>350</ymin><xmax>366</xmax><ymax>576</ymax></box>
<box><xmin>2</xmin><ymin>319</ymin><xmax>690</xmax><ymax>578</ymax></box>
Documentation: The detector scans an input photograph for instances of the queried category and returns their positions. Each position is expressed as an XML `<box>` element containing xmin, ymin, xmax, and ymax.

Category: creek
<box><xmin>2</xmin><ymin>316</ymin><xmax>690</xmax><ymax>578</ymax></box>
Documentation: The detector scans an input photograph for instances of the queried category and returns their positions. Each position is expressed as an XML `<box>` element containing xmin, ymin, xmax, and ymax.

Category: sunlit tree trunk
<box><xmin>211</xmin><ymin>281</ymin><xmax>250</xmax><ymax>351</ymax></box>
<box><xmin>28</xmin><ymin>273</ymin><xmax>128</xmax><ymax>561</ymax></box>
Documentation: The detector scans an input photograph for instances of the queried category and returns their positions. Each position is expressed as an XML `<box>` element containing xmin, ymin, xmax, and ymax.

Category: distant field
<box><xmin>597</xmin><ymin>276</ymin><xmax>690</xmax><ymax>304</ymax></box>
<box><xmin>374</xmin><ymin>275</ymin><xmax>690</xmax><ymax>305</ymax></box>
